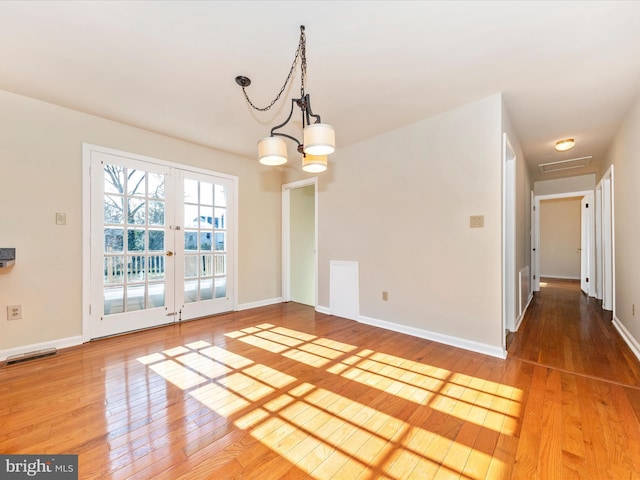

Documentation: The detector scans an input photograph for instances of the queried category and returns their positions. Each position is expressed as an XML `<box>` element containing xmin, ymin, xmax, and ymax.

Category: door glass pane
<box><xmin>215</xmin><ymin>255</ymin><xmax>226</xmax><ymax>275</ymax></box>
<box><xmin>201</xmin><ymin>279</ymin><xmax>213</xmax><ymax>300</ymax></box>
<box><xmin>184</xmin><ymin>205</ymin><xmax>198</xmax><ymax>228</ymax></box>
<box><xmin>215</xmin><ymin>277</ymin><xmax>226</xmax><ymax>298</ymax></box>
<box><xmin>185</xmin><ymin>231</ymin><xmax>198</xmax><ymax>251</ymax></box>
<box><xmin>127</xmin><ymin>170</ymin><xmax>146</xmax><ymax>196</ymax></box>
<box><xmin>149</xmin><ymin>201</ymin><xmax>165</xmax><ymax>226</ymax></box>
<box><xmin>184</xmin><ymin>179</ymin><xmax>198</xmax><ymax>204</ymax></box>
<box><xmin>215</xmin><ymin>184</ymin><xmax>226</xmax><ymax>207</ymax></box>
<box><xmin>128</xmin><ymin>255</ymin><xmax>145</xmax><ymax>282</ymax></box>
<box><xmin>127</xmin><ymin>285</ymin><xmax>146</xmax><ymax>311</ymax></box>
<box><xmin>127</xmin><ymin>229</ymin><xmax>146</xmax><ymax>252</ymax></box>
<box><xmin>214</xmin><ymin>208</ymin><xmax>225</xmax><ymax>229</ymax></box>
<box><xmin>148</xmin><ymin>255</ymin><xmax>165</xmax><ymax>280</ymax></box>
<box><xmin>104</xmin><ymin>165</ymin><xmax>125</xmax><ymax>194</ymax></box>
<box><xmin>148</xmin><ymin>172</ymin><xmax>165</xmax><ymax>199</ymax></box>
<box><xmin>104</xmin><ymin>286</ymin><xmax>124</xmax><ymax>314</ymax></box>
<box><xmin>184</xmin><ymin>280</ymin><xmax>198</xmax><ymax>303</ymax></box>
<box><xmin>200</xmin><ymin>232</ymin><xmax>213</xmax><ymax>252</ymax></box>
<box><xmin>148</xmin><ymin>230</ymin><xmax>164</xmax><ymax>252</ymax></box>
<box><xmin>105</xmin><ymin>195</ymin><xmax>124</xmax><ymax>224</ymax></box>
<box><xmin>200</xmin><ymin>206</ymin><xmax>213</xmax><ymax>229</ymax></box>
<box><xmin>149</xmin><ymin>283</ymin><xmax>165</xmax><ymax>308</ymax></box>
<box><xmin>105</xmin><ymin>228</ymin><xmax>124</xmax><ymax>253</ymax></box>
<box><xmin>215</xmin><ymin>232</ymin><xmax>225</xmax><ymax>252</ymax></box>
<box><xmin>104</xmin><ymin>256</ymin><xmax>124</xmax><ymax>285</ymax></box>
<box><xmin>128</xmin><ymin>199</ymin><xmax>146</xmax><ymax>224</ymax></box>
<box><xmin>201</xmin><ymin>254</ymin><xmax>213</xmax><ymax>276</ymax></box>
<box><xmin>200</xmin><ymin>182</ymin><xmax>213</xmax><ymax>206</ymax></box>
<box><xmin>185</xmin><ymin>255</ymin><xmax>198</xmax><ymax>278</ymax></box>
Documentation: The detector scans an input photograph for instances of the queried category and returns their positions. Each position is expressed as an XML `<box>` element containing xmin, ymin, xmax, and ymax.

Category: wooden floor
<box><xmin>2</xmin><ymin>279</ymin><xmax>640</xmax><ymax>479</ymax></box>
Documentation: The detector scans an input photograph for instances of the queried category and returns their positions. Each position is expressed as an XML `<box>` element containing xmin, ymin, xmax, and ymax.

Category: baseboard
<box><xmin>540</xmin><ymin>274</ymin><xmax>581</xmax><ymax>280</ymax></box>
<box><xmin>1</xmin><ymin>335</ymin><xmax>83</xmax><ymax>362</ymax></box>
<box><xmin>236</xmin><ymin>297</ymin><xmax>283</xmax><ymax>311</ymax></box>
<box><xmin>612</xmin><ymin>316</ymin><xmax>640</xmax><ymax>363</ymax></box>
<box><xmin>315</xmin><ymin>305</ymin><xmax>331</xmax><ymax>315</ymax></box>
<box><xmin>358</xmin><ymin>315</ymin><xmax>506</xmax><ymax>359</ymax></box>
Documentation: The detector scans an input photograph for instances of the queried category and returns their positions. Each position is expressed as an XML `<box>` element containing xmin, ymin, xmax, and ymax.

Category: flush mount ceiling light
<box><xmin>554</xmin><ymin>138</ymin><xmax>575</xmax><ymax>152</ymax></box>
<box><xmin>235</xmin><ymin>25</ymin><xmax>335</xmax><ymax>173</ymax></box>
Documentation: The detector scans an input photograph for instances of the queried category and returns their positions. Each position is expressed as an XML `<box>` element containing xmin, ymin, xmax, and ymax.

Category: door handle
<box><xmin>166</xmin><ymin>251</ymin><xmax>174</xmax><ymax>257</ymax></box>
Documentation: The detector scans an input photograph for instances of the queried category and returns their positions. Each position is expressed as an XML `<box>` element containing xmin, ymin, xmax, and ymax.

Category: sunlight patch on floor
<box><xmin>136</xmin><ymin>325</ymin><xmax>518</xmax><ymax>479</ymax></box>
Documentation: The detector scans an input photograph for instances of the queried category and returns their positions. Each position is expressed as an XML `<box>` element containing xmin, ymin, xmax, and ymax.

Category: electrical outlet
<box><xmin>470</xmin><ymin>215</ymin><xmax>484</xmax><ymax>228</ymax></box>
<box><xmin>382</xmin><ymin>291</ymin><xmax>389</xmax><ymax>301</ymax></box>
<box><xmin>7</xmin><ymin>305</ymin><xmax>22</xmax><ymax>321</ymax></box>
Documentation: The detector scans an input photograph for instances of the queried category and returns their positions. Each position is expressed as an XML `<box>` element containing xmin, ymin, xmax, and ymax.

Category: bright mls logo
<box><xmin>0</xmin><ymin>455</ymin><xmax>78</xmax><ymax>479</ymax></box>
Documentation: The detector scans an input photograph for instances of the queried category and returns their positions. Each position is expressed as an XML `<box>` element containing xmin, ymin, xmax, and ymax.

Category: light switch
<box><xmin>56</xmin><ymin>212</ymin><xmax>67</xmax><ymax>225</ymax></box>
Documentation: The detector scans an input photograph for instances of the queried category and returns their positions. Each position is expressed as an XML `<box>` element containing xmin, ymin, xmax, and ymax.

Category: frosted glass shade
<box><xmin>302</xmin><ymin>154</ymin><xmax>327</xmax><ymax>173</ymax></box>
<box><xmin>554</xmin><ymin>138</ymin><xmax>575</xmax><ymax>152</ymax></box>
<box><xmin>258</xmin><ymin>136</ymin><xmax>288</xmax><ymax>165</ymax></box>
<box><xmin>303</xmin><ymin>124</ymin><xmax>335</xmax><ymax>155</ymax></box>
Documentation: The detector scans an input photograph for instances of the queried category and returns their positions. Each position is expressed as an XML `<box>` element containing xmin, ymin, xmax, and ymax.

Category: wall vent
<box><xmin>4</xmin><ymin>348</ymin><xmax>57</xmax><ymax>366</ymax></box>
<box><xmin>538</xmin><ymin>156</ymin><xmax>592</xmax><ymax>173</ymax></box>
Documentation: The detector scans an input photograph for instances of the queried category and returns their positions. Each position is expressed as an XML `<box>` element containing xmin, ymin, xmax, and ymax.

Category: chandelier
<box><xmin>235</xmin><ymin>25</ymin><xmax>335</xmax><ymax>173</ymax></box>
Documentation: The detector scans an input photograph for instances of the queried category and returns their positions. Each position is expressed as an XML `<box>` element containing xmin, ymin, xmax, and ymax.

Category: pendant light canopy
<box><xmin>236</xmin><ymin>26</ymin><xmax>335</xmax><ymax>172</ymax></box>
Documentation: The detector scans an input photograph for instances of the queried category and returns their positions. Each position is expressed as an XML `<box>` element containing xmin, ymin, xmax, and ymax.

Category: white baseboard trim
<box><xmin>315</xmin><ymin>305</ymin><xmax>331</xmax><ymax>315</ymax></box>
<box><xmin>612</xmin><ymin>316</ymin><xmax>640</xmax><ymax>363</ymax></box>
<box><xmin>1</xmin><ymin>335</ymin><xmax>84</xmax><ymax>362</ymax></box>
<box><xmin>236</xmin><ymin>297</ymin><xmax>283</xmax><ymax>311</ymax></box>
<box><xmin>540</xmin><ymin>274</ymin><xmax>580</xmax><ymax>280</ymax></box>
<box><xmin>358</xmin><ymin>315</ymin><xmax>506</xmax><ymax>359</ymax></box>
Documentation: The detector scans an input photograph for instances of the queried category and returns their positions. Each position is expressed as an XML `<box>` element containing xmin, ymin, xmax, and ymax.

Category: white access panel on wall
<box><xmin>330</xmin><ymin>260</ymin><xmax>359</xmax><ymax>321</ymax></box>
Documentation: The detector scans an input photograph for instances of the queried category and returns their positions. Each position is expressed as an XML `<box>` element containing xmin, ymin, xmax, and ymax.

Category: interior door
<box><xmin>90</xmin><ymin>151</ymin><xmax>175</xmax><ymax>338</ymax></box>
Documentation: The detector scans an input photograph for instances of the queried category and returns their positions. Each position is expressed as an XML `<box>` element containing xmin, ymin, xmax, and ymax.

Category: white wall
<box><xmin>314</xmin><ymin>94</ymin><xmax>504</xmax><ymax>354</ymax></box>
<box><xmin>534</xmin><ymin>174</ymin><xmax>595</xmax><ymax>195</ymax></box>
<box><xmin>607</xmin><ymin>91</ymin><xmax>640</xmax><ymax>347</ymax></box>
<box><xmin>0</xmin><ymin>90</ymin><xmax>282</xmax><ymax>353</ymax></box>
<box><xmin>540</xmin><ymin>198</ymin><xmax>581</xmax><ymax>279</ymax></box>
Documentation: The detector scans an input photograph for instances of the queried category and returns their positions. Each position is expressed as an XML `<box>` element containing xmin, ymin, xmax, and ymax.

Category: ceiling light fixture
<box><xmin>235</xmin><ymin>25</ymin><xmax>335</xmax><ymax>173</ymax></box>
<box><xmin>554</xmin><ymin>138</ymin><xmax>575</xmax><ymax>152</ymax></box>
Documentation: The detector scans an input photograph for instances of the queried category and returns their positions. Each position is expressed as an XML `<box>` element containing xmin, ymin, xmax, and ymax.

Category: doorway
<box><xmin>83</xmin><ymin>144</ymin><xmax>237</xmax><ymax>339</ymax></box>
<box><xmin>532</xmin><ymin>190</ymin><xmax>595</xmax><ymax>296</ymax></box>
<box><xmin>282</xmin><ymin>178</ymin><xmax>317</xmax><ymax>307</ymax></box>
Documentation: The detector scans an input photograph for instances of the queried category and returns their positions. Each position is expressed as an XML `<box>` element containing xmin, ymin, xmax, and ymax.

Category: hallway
<box><xmin>508</xmin><ymin>277</ymin><xmax>640</xmax><ymax>386</ymax></box>
<box><xmin>507</xmin><ymin>277</ymin><xmax>640</xmax><ymax>478</ymax></box>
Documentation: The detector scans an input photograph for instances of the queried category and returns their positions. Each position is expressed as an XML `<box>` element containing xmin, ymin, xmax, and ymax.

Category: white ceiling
<box><xmin>2</xmin><ymin>1</ymin><xmax>640</xmax><ymax>182</ymax></box>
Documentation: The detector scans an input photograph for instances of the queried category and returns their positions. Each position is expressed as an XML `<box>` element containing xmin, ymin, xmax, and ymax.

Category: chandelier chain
<box><xmin>241</xmin><ymin>26</ymin><xmax>307</xmax><ymax>112</ymax></box>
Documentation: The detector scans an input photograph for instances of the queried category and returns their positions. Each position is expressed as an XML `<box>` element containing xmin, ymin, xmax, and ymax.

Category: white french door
<box><xmin>177</xmin><ymin>170</ymin><xmax>234</xmax><ymax>320</ymax></box>
<box><xmin>86</xmin><ymin>146</ymin><xmax>235</xmax><ymax>339</ymax></box>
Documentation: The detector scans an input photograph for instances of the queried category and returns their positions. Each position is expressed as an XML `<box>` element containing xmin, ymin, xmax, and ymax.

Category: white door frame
<box><xmin>82</xmin><ymin>143</ymin><xmax>238</xmax><ymax>341</ymax></box>
<box><xmin>502</xmin><ymin>133</ymin><xmax>516</xmax><ymax>343</ymax></box>
<box><xmin>282</xmin><ymin>177</ymin><xmax>318</xmax><ymax>305</ymax></box>
<box><xmin>532</xmin><ymin>189</ymin><xmax>594</xmax><ymax>295</ymax></box>
<box><xmin>599</xmin><ymin>165</ymin><xmax>615</xmax><ymax>312</ymax></box>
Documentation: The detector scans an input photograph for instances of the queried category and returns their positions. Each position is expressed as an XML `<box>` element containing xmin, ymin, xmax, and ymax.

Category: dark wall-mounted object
<box><xmin>0</xmin><ymin>248</ymin><xmax>15</xmax><ymax>268</ymax></box>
